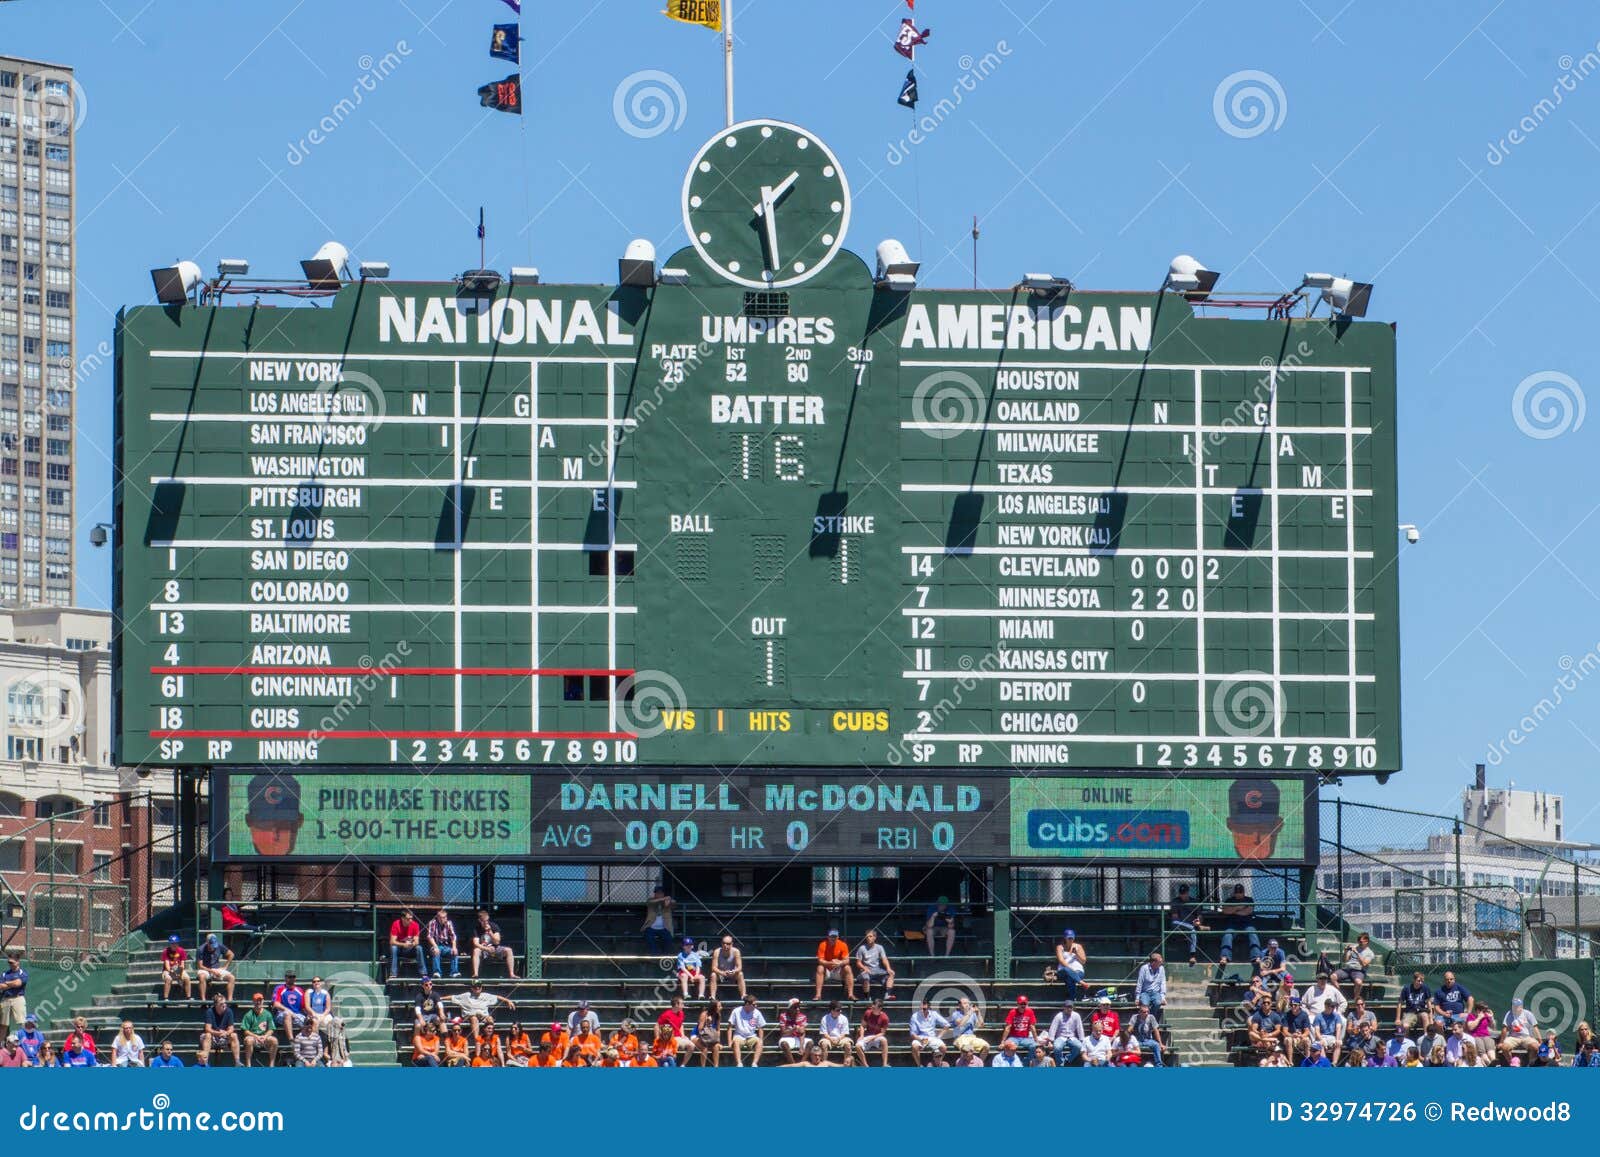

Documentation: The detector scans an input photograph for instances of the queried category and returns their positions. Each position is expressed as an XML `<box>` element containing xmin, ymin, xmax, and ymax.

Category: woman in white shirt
<box><xmin>111</xmin><ymin>1020</ymin><xmax>146</xmax><ymax>1067</ymax></box>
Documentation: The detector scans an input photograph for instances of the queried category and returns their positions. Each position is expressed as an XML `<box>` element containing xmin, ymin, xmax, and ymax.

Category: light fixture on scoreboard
<box><xmin>216</xmin><ymin>259</ymin><xmax>250</xmax><ymax>279</ymax></box>
<box><xmin>1019</xmin><ymin>272</ymin><xmax>1074</xmax><ymax>297</ymax></box>
<box><xmin>510</xmin><ymin>266</ymin><xmax>541</xmax><ymax>286</ymax></box>
<box><xmin>874</xmin><ymin>239</ymin><xmax>919</xmax><ymax>291</ymax></box>
<box><xmin>657</xmin><ymin>268</ymin><xmax>691</xmax><ymax>286</ymax></box>
<box><xmin>300</xmin><ymin>241</ymin><xmax>351</xmax><ymax>289</ymax></box>
<box><xmin>456</xmin><ymin>268</ymin><xmax>503</xmax><ymax>297</ymax></box>
<box><xmin>358</xmin><ymin>261</ymin><xmax>391</xmax><ymax>280</ymax></box>
<box><xmin>619</xmin><ymin>239</ymin><xmax>658</xmax><ymax>288</ymax></box>
<box><xmin>1164</xmin><ymin>254</ymin><xmax>1221</xmax><ymax>301</ymax></box>
<box><xmin>149</xmin><ymin>260</ymin><xmax>203</xmax><ymax>306</ymax></box>
<box><xmin>1301</xmin><ymin>271</ymin><xmax>1373</xmax><ymax>319</ymax></box>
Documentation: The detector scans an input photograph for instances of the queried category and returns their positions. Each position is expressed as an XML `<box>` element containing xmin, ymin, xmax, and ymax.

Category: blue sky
<box><xmin>9</xmin><ymin>0</ymin><xmax>1600</xmax><ymax>832</ymax></box>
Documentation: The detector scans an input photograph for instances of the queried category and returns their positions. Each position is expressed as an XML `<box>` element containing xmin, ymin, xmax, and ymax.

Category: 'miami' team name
<box><xmin>377</xmin><ymin>296</ymin><xmax>633</xmax><ymax>346</ymax></box>
<box><xmin>901</xmin><ymin>303</ymin><xmax>1153</xmax><ymax>351</ymax></box>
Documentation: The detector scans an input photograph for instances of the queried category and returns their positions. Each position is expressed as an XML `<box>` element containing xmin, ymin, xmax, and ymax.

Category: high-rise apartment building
<box><xmin>0</xmin><ymin>56</ymin><xmax>75</xmax><ymax>608</ymax></box>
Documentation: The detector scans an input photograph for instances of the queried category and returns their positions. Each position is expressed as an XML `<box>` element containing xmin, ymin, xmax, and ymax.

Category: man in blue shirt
<box><xmin>1282</xmin><ymin>996</ymin><xmax>1312</xmax><ymax>1063</ymax></box>
<box><xmin>59</xmin><ymin>1037</ymin><xmax>98</xmax><ymax>1067</ymax></box>
<box><xmin>1135</xmin><ymin>952</ymin><xmax>1167</xmax><ymax>1022</ymax></box>
<box><xmin>149</xmin><ymin>1041</ymin><xmax>185</xmax><ymax>1068</ymax></box>
<box><xmin>1311</xmin><ymin>1007</ymin><xmax>1346</xmax><ymax>1065</ymax></box>
<box><xmin>1396</xmin><ymin>970</ymin><xmax>1432</xmax><ymax>1031</ymax></box>
<box><xmin>1432</xmin><ymin>970</ymin><xmax>1473</xmax><ymax>1024</ymax></box>
<box><xmin>15</xmin><ymin>1014</ymin><xmax>44</xmax><ymax>1065</ymax></box>
<box><xmin>1299</xmin><ymin>1039</ymin><xmax>1331</xmax><ymax>1067</ymax></box>
<box><xmin>922</xmin><ymin>897</ymin><xmax>957</xmax><ymax>957</ymax></box>
<box><xmin>0</xmin><ymin>951</ymin><xmax>27</xmax><ymax>1037</ymax></box>
<box><xmin>1247</xmin><ymin>995</ymin><xmax>1283</xmax><ymax>1061</ymax></box>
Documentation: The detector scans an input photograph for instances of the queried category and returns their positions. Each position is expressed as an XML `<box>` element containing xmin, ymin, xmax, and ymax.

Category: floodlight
<box><xmin>1020</xmin><ymin>273</ymin><xmax>1073</xmax><ymax>295</ymax></box>
<box><xmin>358</xmin><ymin>261</ymin><xmax>391</xmax><ymax>280</ymax></box>
<box><xmin>510</xmin><ymin>267</ymin><xmax>541</xmax><ymax>286</ymax></box>
<box><xmin>1165</xmin><ymin>255</ymin><xmax>1221</xmax><ymax>300</ymax></box>
<box><xmin>216</xmin><ymin>259</ymin><xmax>250</xmax><ymax>278</ymax></box>
<box><xmin>875</xmin><ymin>239</ymin><xmax>919</xmax><ymax>291</ymax></box>
<box><xmin>1301</xmin><ymin>272</ymin><xmax>1337</xmax><ymax>290</ymax></box>
<box><xmin>456</xmin><ymin>269</ymin><xmax>503</xmax><ymax>297</ymax></box>
<box><xmin>619</xmin><ymin>239</ymin><xmax>657</xmax><ymax>288</ymax></box>
<box><xmin>657</xmin><ymin>268</ymin><xmax>691</xmax><ymax>286</ymax></box>
<box><xmin>1324</xmin><ymin>277</ymin><xmax>1373</xmax><ymax>319</ymax></box>
<box><xmin>301</xmin><ymin>241</ymin><xmax>350</xmax><ymax>288</ymax></box>
<box><xmin>150</xmin><ymin>260</ymin><xmax>203</xmax><ymax>305</ymax></box>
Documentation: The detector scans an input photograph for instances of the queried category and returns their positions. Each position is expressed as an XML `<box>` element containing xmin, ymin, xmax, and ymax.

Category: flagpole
<box><xmin>723</xmin><ymin>1</ymin><xmax>734</xmax><ymax>127</ymax></box>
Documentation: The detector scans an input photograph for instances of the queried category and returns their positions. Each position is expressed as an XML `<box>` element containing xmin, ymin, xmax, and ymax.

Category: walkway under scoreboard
<box><xmin>115</xmin><ymin>119</ymin><xmax>1400</xmax><ymax>781</ymax></box>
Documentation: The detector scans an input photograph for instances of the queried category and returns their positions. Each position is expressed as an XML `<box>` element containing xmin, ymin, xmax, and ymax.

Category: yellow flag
<box><xmin>663</xmin><ymin>0</ymin><xmax>722</xmax><ymax>32</ymax></box>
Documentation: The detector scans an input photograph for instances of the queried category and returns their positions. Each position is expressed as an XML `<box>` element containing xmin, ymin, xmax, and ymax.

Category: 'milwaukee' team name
<box><xmin>901</xmin><ymin>303</ymin><xmax>1152</xmax><ymax>351</ymax></box>
<box><xmin>377</xmin><ymin>297</ymin><xmax>633</xmax><ymax>346</ymax></box>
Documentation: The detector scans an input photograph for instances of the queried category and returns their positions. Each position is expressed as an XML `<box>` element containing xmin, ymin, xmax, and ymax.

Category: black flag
<box><xmin>478</xmin><ymin>73</ymin><xmax>523</xmax><ymax>114</ymax></box>
<box><xmin>490</xmin><ymin>23</ymin><xmax>520</xmax><ymax>64</ymax></box>
<box><xmin>898</xmin><ymin>69</ymin><xmax>919</xmax><ymax>109</ymax></box>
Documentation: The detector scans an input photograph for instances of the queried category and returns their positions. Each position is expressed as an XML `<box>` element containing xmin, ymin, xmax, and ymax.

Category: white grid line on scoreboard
<box><xmin>147</xmin><ymin>351</ymin><xmax>639</xmax><ymax>365</ymax></box>
<box><xmin>1193</xmin><ymin>367</ymin><xmax>1206</xmax><ymax>739</ymax></box>
<box><xmin>899</xmin><ymin>546</ymin><xmax>1373</xmax><ymax>558</ymax></box>
<box><xmin>899</xmin><ymin>670</ymin><xmax>1375</xmax><ymax>682</ymax></box>
<box><xmin>147</xmin><ymin>476</ymin><xmax>638</xmax><ymax>490</ymax></box>
<box><xmin>1345</xmin><ymin>369</ymin><xmax>1359</xmax><ymax>741</ymax></box>
<box><xmin>151</xmin><ymin>603</ymin><xmax>640</xmax><ymax>614</ymax></box>
<box><xmin>530</xmin><ymin>359</ymin><xmax>540</xmax><ymax>733</ymax></box>
<box><xmin>149</xmin><ymin>414</ymin><xmax>637</xmax><ymax>428</ymax></box>
<box><xmin>898</xmin><ymin>608</ymin><xmax>1374</xmax><ymax>620</ymax></box>
<box><xmin>902</xmin><ymin>732</ymin><xmax>1377</xmax><ymax>744</ymax></box>
<box><xmin>1269</xmin><ymin>366</ymin><xmax>1282</xmax><ymax>739</ymax></box>
<box><xmin>453</xmin><ymin>360</ymin><xmax>463</xmax><ymax>732</ymax></box>
<box><xmin>900</xmin><ymin>483</ymin><xmax>1372</xmax><ymax>497</ymax></box>
<box><xmin>901</xmin><ymin>422</ymin><xmax>1373</xmax><ymax>436</ymax></box>
<box><xmin>897</xmin><ymin>359</ymin><xmax>1373</xmax><ymax>373</ymax></box>
<box><xmin>147</xmin><ymin>540</ymin><xmax>640</xmax><ymax>552</ymax></box>
<box><xmin>606</xmin><ymin>361</ymin><xmax>618</xmax><ymax>735</ymax></box>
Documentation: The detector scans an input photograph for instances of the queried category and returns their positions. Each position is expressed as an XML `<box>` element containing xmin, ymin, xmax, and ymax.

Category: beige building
<box><xmin>0</xmin><ymin>57</ymin><xmax>76</xmax><ymax>608</ymax></box>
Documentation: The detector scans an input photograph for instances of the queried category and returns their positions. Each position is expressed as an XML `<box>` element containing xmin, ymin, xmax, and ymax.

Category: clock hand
<box><xmin>758</xmin><ymin>185</ymin><xmax>782</xmax><ymax>270</ymax></box>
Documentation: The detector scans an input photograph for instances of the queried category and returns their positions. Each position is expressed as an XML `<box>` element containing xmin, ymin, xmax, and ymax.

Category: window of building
<box><xmin>92</xmin><ymin>801</ymin><xmax>111</xmax><ymax>827</ymax></box>
<box><xmin>34</xmin><ymin>794</ymin><xmax>82</xmax><ymax>819</ymax></box>
<box><xmin>154</xmin><ymin>801</ymin><xmax>177</xmax><ymax>828</ymax></box>
<box><xmin>91</xmin><ymin>853</ymin><xmax>112</xmax><ymax>882</ymax></box>
<box><xmin>0</xmin><ymin>791</ymin><xmax>22</xmax><ymax>817</ymax></box>
<box><xmin>32</xmin><ymin>895</ymin><xmax>80</xmax><ymax>930</ymax></box>
<box><xmin>34</xmin><ymin>840</ymin><xmax>79</xmax><ymax>875</ymax></box>
<box><xmin>0</xmin><ymin>841</ymin><xmax>22</xmax><ymax>873</ymax></box>
<box><xmin>6</xmin><ymin>735</ymin><xmax>40</xmax><ymax>761</ymax></box>
<box><xmin>91</xmin><ymin>907</ymin><xmax>112</xmax><ymax>935</ymax></box>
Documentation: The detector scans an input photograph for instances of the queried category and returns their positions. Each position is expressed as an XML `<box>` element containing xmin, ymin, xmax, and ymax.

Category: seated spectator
<box><xmin>1082</xmin><ymin>1021</ymin><xmax>1115</xmax><ymax>1066</ymax></box>
<box><xmin>414</xmin><ymin>977</ymin><xmax>446</xmax><ymax>1029</ymax></box>
<box><xmin>426</xmin><ymin>907</ymin><xmax>462</xmax><ymax>979</ymax></box>
<box><xmin>219</xmin><ymin>887</ymin><xmax>262</xmax><ymax>955</ymax></box>
<box><xmin>1003</xmin><ymin>994</ymin><xmax>1037</xmax><ymax>1052</ymax></box>
<box><xmin>443</xmin><ymin>1020</ymin><xmax>472</xmax><ymax>1067</ymax></box>
<box><xmin>907</xmin><ymin>996</ymin><xmax>949</xmax><ymax>1065</ymax></box>
<box><xmin>198</xmin><ymin>993</ymin><xmax>240</xmax><ymax>1066</ymax></box>
<box><xmin>1500</xmin><ymin>997</ymin><xmax>1539</xmax><ymax>1062</ymax></box>
<box><xmin>469</xmin><ymin>909</ymin><xmax>516</xmax><ymax>978</ymax></box>
<box><xmin>1031</xmin><ymin>1040</ymin><xmax>1056</xmax><ymax>1067</ymax></box>
<box><xmin>1282</xmin><ymin>996</ymin><xmax>1312</xmax><ymax>1063</ymax></box>
<box><xmin>709</xmin><ymin>934</ymin><xmax>745</xmax><ymax>1000</ymax></box>
<box><xmin>1048</xmin><ymin>998</ymin><xmax>1086</xmax><ymax>1065</ymax></box>
<box><xmin>649</xmin><ymin>1022</ymin><xmax>679</xmax><ymax>1067</ymax></box>
<box><xmin>657</xmin><ymin>995</ymin><xmax>694</xmax><ymax>1062</ymax></box>
<box><xmin>1432</xmin><ymin>969</ymin><xmax>1473</xmax><ymax>1024</ymax></box>
<box><xmin>240</xmin><ymin>993</ymin><xmax>278</xmax><ymax>1067</ymax></box>
<box><xmin>776</xmin><ymin>997</ymin><xmax>809</xmax><ymax>1063</ymax></box>
<box><xmin>1311</xmin><ymin>1005</ymin><xmax>1346</xmax><ymax>1064</ymax></box>
<box><xmin>1383</xmin><ymin>1024</ymin><xmax>1416</xmax><ymax>1066</ymax></box>
<box><xmin>196</xmin><ymin>934</ymin><xmax>236</xmax><ymax>1002</ymax></box>
<box><xmin>1255</xmin><ymin>938</ymin><xmax>1289</xmax><ymax>983</ymax></box>
<box><xmin>954</xmin><ymin>1041</ymin><xmax>985</xmax><ymax>1067</ymax></box>
<box><xmin>565</xmin><ymin>999</ymin><xmax>599</xmax><ymax>1037</ymax></box>
<box><xmin>0</xmin><ymin>1033</ymin><xmax>27</xmax><ymax>1068</ymax></box>
<box><xmin>292</xmin><ymin>1016</ymin><xmax>325</xmax><ymax>1067</ymax></box>
<box><xmin>453</xmin><ymin>978</ymin><xmax>515</xmax><ymax>1038</ymax></box>
<box><xmin>148</xmin><ymin>1041</ymin><xmax>183</xmax><ymax>1069</ymax></box>
<box><xmin>1395</xmin><ymin>970</ymin><xmax>1432</xmax><ymax>1031</ymax></box>
<box><xmin>541</xmin><ymin>1020</ymin><xmax>570</xmax><ymax>1056</ymax></box>
<box><xmin>15</xmin><ymin>1015</ymin><xmax>44</xmax><ymax>1066</ymax></box>
<box><xmin>1574</xmin><ymin>1026</ymin><xmax>1599</xmax><ymax>1068</ymax></box>
<box><xmin>641</xmin><ymin>886</ymin><xmax>676</xmax><ymax>955</ymax></box>
<box><xmin>1053</xmin><ymin>929</ymin><xmax>1087</xmax><ymax>998</ymax></box>
<box><xmin>728</xmin><ymin>995</ymin><xmax>765</xmax><ymax>1067</ymax></box>
<box><xmin>1089</xmin><ymin>995</ymin><xmax>1119</xmax><ymax>1039</ymax></box>
<box><xmin>1273</xmin><ymin>974</ymin><xmax>1296</xmax><ymax>1014</ymax></box>
<box><xmin>695</xmin><ymin>1000</ymin><xmax>722</xmax><ymax>1067</ymax></box>
<box><xmin>855</xmin><ymin>997</ymin><xmax>889</xmax><ymax>1067</ymax></box>
<box><xmin>923</xmin><ymin>896</ymin><xmax>957</xmax><ymax>957</ymax></box>
<box><xmin>1258</xmin><ymin>1043</ymin><xmax>1290</xmax><ymax>1067</ymax></box>
<box><xmin>675</xmin><ymin>937</ymin><xmax>706</xmax><ymax>999</ymax></box>
<box><xmin>110</xmin><ymin>1020</ymin><xmax>146</xmax><ymax>1067</ymax></box>
<box><xmin>948</xmin><ymin>995</ymin><xmax>985</xmax><ymax>1053</ymax></box>
<box><xmin>1466</xmin><ymin>1003</ymin><xmax>1495</xmax><ymax>1057</ymax></box>
<box><xmin>1135</xmin><ymin>951</ymin><xmax>1167</xmax><ymax>1022</ymax></box>
<box><xmin>1247</xmin><ymin>994</ymin><xmax>1283</xmax><ymax>1061</ymax></box>
<box><xmin>63</xmin><ymin>1015</ymin><xmax>96</xmax><ymax>1056</ymax></box>
<box><xmin>412</xmin><ymin>1021</ymin><xmax>443</xmax><ymax>1067</ymax></box>
<box><xmin>1300</xmin><ymin>1039</ymin><xmax>1331</xmax><ymax>1067</ymax></box>
<box><xmin>473</xmin><ymin>1018</ymin><xmax>504</xmax><ymax>1067</ymax></box>
<box><xmin>1444</xmin><ymin>1019</ymin><xmax>1470</xmax><ymax>1065</ymax></box>
<box><xmin>160</xmin><ymin>935</ymin><xmax>192</xmax><ymax>1001</ymax></box>
<box><xmin>1321</xmin><ymin>932</ymin><xmax>1374</xmax><ymax>999</ymax></box>
<box><xmin>1348</xmin><ymin>1019</ymin><xmax>1381</xmax><ymax>1066</ymax></box>
<box><xmin>506</xmin><ymin>1023</ymin><xmax>534</xmax><ymax>1067</ymax></box>
<box><xmin>1217</xmin><ymin>884</ymin><xmax>1260</xmax><ymax>966</ymax></box>
<box><xmin>818</xmin><ymin>1000</ymin><xmax>851</xmax><ymax>1064</ymax></box>
<box><xmin>305</xmin><ymin>976</ymin><xmax>346</xmax><ymax>1066</ymax></box>
<box><xmin>37</xmin><ymin>1041</ymin><xmax>55</xmax><ymax>1068</ymax></box>
<box><xmin>388</xmin><ymin>907</ymin><xmax>427</xmax><ymax>979</ymax></box>
<box><xmin>814</xmin><ymin>928</ymin><xmax>855</xmax><ymax>1000</ymax></box>
<box><xmin>990</xmin><ymin>1037</ymin><xmax>1026</xmax><ymax>1067</ymax></box>
<box><xmin>1114</xmin><ymin>1025</ymin><xmax>1143</xmax><ymax>1067</ymax></box>
<box><xmin>609</xmin><ymin>1020</ymin><xmax>640</xmax><ymax>1064</ymax></box>
<box><xmin>1130</xmin><ymin>1001</ymin><xmax>1164</xmax><ymax>1067</ymax></box>
<box><xmin>1417</xmin><ymin>1017</ymin><xmax>1449</xmax><ymax>1060</ymax></box>
<box><xmin>854</xmin><ymin>928</ymin><xmax>896</xmax><ymax>1000</ymax></box>
<box><xmin>1303</xmin><ymin>972</ymin><xmax>1347</xmax><ymax>1017</ymax></box>
<box><xmin>1169</xmin><ymin>883</ymin><xmax>1206</xmax><ymax>964</ymax></box>
<box><xmin>271</xmin><ymin>970</ymin><xmax>307</xmax><ymax>1046</ymax></box>
<box><xmin>1346</xmin><ymin>996</ymin><xmax>1377</xmax><ymax>1033</ymax></box>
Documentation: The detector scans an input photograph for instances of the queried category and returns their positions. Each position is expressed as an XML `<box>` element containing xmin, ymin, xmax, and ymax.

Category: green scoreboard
<box><xmin>115</xmin><ymin>118</ymin><xmax>1400</xmax><ymax>783</ymax></box>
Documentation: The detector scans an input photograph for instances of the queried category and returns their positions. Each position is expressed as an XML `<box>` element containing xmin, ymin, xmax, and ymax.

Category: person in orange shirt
<box><xmin>649</xmin><ymin>1022</ymin><xmax>679</xmax><ymax>1067</ymax></box>
<box><xmin>539</xmin><ymin>1021</ymin><xmax>569</xmax><ymax>1056</ymax></box>
<box><xmin>561</xmin><ymin>1040</ymin><xmax>589</xmax><ymax>1067</ymax></box>
<box><xmin>598</xmin><ymin>1046</ymin><xmax>622</xmax><ymax>1067</ymax></box>
<box><xmin>570</xmin><ymin>1023</ymin><xmax>603</xmax><ymax>1063</ymax></box>
<box><xmin>609</xmin><ymin>1020</ymin><xmax>640</xmax><ymax>1063</ymax></box>
<box><xmin>631</xmin><ymin>1050</ymin><xmax>657</xmax><ymax>1068</ymax></box>
<box><xmin>814</xmin><ymin>928</ymin><xmax>856</xmax><ymax>1000</ymax></box>
<box><xmin>506</xmin><ymin>1022</ymin><xmax>535</xmax><ymax>1067</ymax></box>
<box><xmin>474</xmin><ymin>1019</ymin><xmax>503</xmax><ymax>1066</ymax></box>
<box><xmin>531</xmin><ymin>1040</ymin><xmax>558</xmax><ymax>1067</ymax></box>
<box><xmin>412</xmin><ymin>1022</ymin><xmax>443</xmax><ymax>1068</ymax></box>
<box><xmin>443</xmin><ymin>1020</ymin><xmax>472</xmax><ymax>1067</ymax></box>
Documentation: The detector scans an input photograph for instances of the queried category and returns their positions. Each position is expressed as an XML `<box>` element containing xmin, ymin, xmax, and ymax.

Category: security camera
<box><xmin>1375</xmin><ymin>773</ymin><xmax>1390</xmax><ymax>786</ymax></box>
<box><xmin>1399</xmin><ymin>523</ymin><xmax>1420</xmax><ymax>545</ymax></box>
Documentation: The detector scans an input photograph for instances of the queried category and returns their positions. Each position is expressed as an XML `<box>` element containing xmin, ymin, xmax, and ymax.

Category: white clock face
<box><xmin>680</xmin><ymin>119</ymin><xmax>852</xmax><ymax>290</ymax></box>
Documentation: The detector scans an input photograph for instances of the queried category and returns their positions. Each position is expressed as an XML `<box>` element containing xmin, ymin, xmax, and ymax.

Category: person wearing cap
<box><xmin>1217</xmin><ymin>883</ymin><xmax>1260</xmax><ymax>966</ymax></box>
<box><xmin>1247</xmin><ymin>993</ymin><xmax>1284</xmax><ymax>1061</ymax></box>
<box><xmin>411</xmin><ymin>1018</ymin><xmax>443</xmax><ymax>1067</ymax></box>
<box><xmin>1047</xmin><ymin>998</ymin><xmax>1086</xmax><ymax>1065</ymax></box>
<box><xmin>1090</xmin><ymin>994</ymin><xmax>1120</xmax><ymax>1039</ymax></box>
<box><xmin>0</xmin><ymin>1033</ymin><xmax>28</xmax><ymax>1067</ymax></box>
<box><xmin>1053</xmin><ymin>928</ymin><xmax>1087</xmax><ymax>999</ymax></box>
<box><xmin>1303</xmin><ymin>971</ymin><xmax>1347</xmax><ymax>1017</ymax></box>
<box><xmin>540</xmin><ymin>1020</ymin><xmax>569</xmax><ymax>1056</ymax></box>
<box><xmin>1258</xmin><ymin>1041</ymin><xmax>1290</xmax><ymax>1067</ymax></box>
<box><xmin>990</xmin><ymin>1036</ymin><xmax>1026</xmax><ymax>1067</ymax></box>
<box><xmin>817</xmin><ymin>999</ymin><xmax>851</xmax><ymax>1064</ymax></box>
<box><xmin>855</xmin><ymin>996</ymin><xmax>889</xmax><ymax>1066</ymax></box>
<box><xmin>1168</xmin><ymin>884</ymin><xmax>1206</xmax><ymax>965</ymax></box>
<box><xmin>414</xmin><ymin>977</ymin><xmax>446</xmax><ymax>1029</ymax></box>
<box><xmin>1002</xmin><ymin>994</ymin><xmax>1036</xmax><ymax>1054</ymax></box>
<box><xmin>14</xmin><ymin>1014</ymin><xmax>44</xmax><ymax>1065</ymax></box>
<box><xmin>813</xmin><ymin>927</ymin><xmax>855</xmax><ymax>1001</ymax></box>
<box><xmin>1135</xmin><ymin>951</ymin><xmax>1167</xmax><ymax>1022</ymax></box>
<box><xmin>271</xmin><ymin>969</ymin><xmax>307</xmax><ymax>1047</ymax></box>
<box><xmin>854</xmin><ymin>927</ymin><xmax>896</xmax><ymax>1001</ymax></box>
<box><xmin>1283</xmin><ymin>995</ymin><xmax>1312</xmax><ymax>1063</ymax></box>
<box><xmin>453</xmin><ymin>978</ymin><xmax>515</xmax><ymax>1039</ymax></box>
<box><xmin>1226</xmin><ymin>777</ymin><xmax>1284</xmax><ymax>860</ymax></box>
<box><xmin>198</xmin><ymin>991</ymin><xmax>240</xmax><ymax>1066</ymax></box>
<box><xmin>907</xmin><ymin>996</ymin><xmax>949</xmax><ymax>1065</ymax></box>
<box><xmin>388</xmin><ymin>907</ymin><xmax>427</xmax><ymax>980</ymax></box>
<box><xmin>426</xmin><ymin>907</ymin><xmax>461</xmax><ymax>980</ymax></box>
<box><xmin>470</xmin><ymin>908</ymin><xmax>516</xmax><ymax>978</ymax></box>
<box><xmin>158</xmin><ymin>937</ymin><xmax>191</xmax><ymax>1002</ymax></box>
<box><xmin>674</xmin><ymin>936</ymin><xmax>706</xmax><ymax>999</ymax></box>
<box><xmin>1311</xmin><ymin>1001</ymin><xmax>1346</xmax><ymax>1064</ymax></box>
<box><xmin>1500</xmin><ymin>996</ymin><xmax>1539</xmax><ymax>1061</ymax></box>
<box><xmin>1299</xmin><ymin>1038</ymin><xmax>1331</xmax><ymax>1067</ymax></box>
<box><xmin>954</xmin><ymin>1040</ymin><xmax>985</xmax><ymax>1067</ymax></box>
<box><xmin>709</xmin><ymin>933</ymin><xmax>745</xmax><ymax>1000</ymax></box>
<box><xmin>243</xmin><ymin>773</ymin><xmax>304</xmax><ymax>857</ymax></box>
<box><xmin>292</xmin><ymin>1014</ymin><xmax>325</xmax><ymax>1067</ymax></box>
<box><xmin>1254</xmin><ymin>937</ymin><xmax>1288</xmax><ymax>983</ymax></box>
<box><xmin>1395</xmin><ymin>969</ymin><xmax>1432</xmax><ymax>1031</ymax></box>
<box><xmin>777</xmin><ymin>997</ymin><xmax>810</xmax><ymax>1063</ymax></box>
<box><xmin>240</xmin><ymin>992</ymin><xmax>278</xmax><ymax>1066</ymax></box>
<box><xmin>565</xmin><ymin>998</ymin><xmax>599</xmax><ymax>1037</ymax></box>
<box><xmin>922</xmin><ymin>896</ymin><xmax>957</xmax><ymax>957</ymax></box>
<box><xmin>196</xmin><ymin>932</ymin><xmax>236</xmax><ymax>1002</ymax></box>
<box><xmin>608</xmin><ymin>1018</ymin><xmax>640</xmax><ymax>1064</ymax></box>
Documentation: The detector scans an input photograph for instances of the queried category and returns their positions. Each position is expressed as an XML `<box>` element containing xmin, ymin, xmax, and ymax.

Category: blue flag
<box><xmin>898</xmin><ymin>69</ymin><xmax>919</xmax><ymax>109</ymax></box>
<box><xmin>490</xmin><ymin>23</ymin><xmax>520</xmax><ymax>63</ymax></box>
<box><xmin>500</xmin><ymin>0</ymin><xmax>521</xmax><ymax>13</ymax></box>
